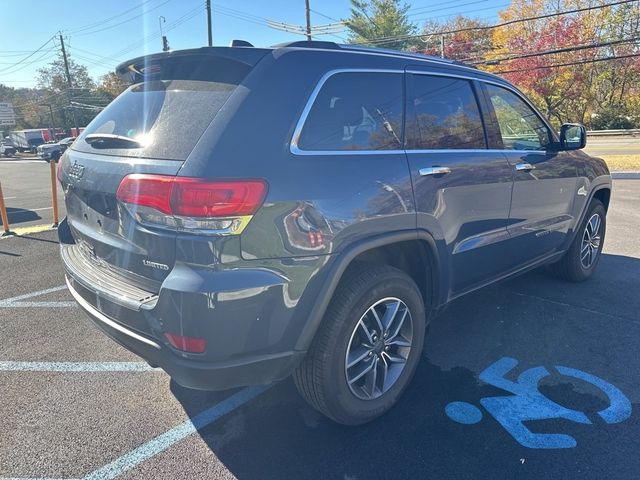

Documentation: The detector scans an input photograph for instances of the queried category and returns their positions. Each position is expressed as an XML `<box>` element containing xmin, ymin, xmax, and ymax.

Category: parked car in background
<box><xmin>0</xmin><ymin>142</ymin><xmax>16</xmax><ymax>157</ymax></box>
<box><xmin>38</xmin><ymin>136</ymin><xmax>75</xmax><ymax>162</ymax></box>
<box><xmin>58</xmin><ymin>42</ymin><xmax>612</xmax><ymax>426</ymax></box>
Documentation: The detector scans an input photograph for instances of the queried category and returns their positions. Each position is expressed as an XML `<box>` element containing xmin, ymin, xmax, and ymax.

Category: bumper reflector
<box><xmin>164</xmin><ymin>333</ymin><xmax>207</xmax><ymax>353</ymax></box>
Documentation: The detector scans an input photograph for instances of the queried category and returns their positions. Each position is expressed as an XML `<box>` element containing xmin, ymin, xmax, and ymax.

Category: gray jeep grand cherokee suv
<box><xmin>58</xmin><ymin>41</ymin><xmax>611</xmax><ymax>425</ymax></box>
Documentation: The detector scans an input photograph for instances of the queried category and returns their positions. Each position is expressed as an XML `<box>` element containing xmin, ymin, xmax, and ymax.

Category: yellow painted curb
<box><xmin>12</xmin><ymin>224</ymin><xmax>56</xmax><ymax>236</ymax></box>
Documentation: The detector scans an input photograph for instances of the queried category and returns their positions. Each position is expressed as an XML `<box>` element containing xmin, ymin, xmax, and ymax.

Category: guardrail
<box><xmin>587</xmin><ymin>129</ymin><xmax>640</xmax><ymax>137</ymax></box>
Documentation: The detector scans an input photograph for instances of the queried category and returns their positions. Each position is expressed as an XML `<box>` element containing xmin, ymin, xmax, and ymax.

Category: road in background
<box><xmin>584</xmin><ymin>136</ymin><xmax>640</xmax><ymax>156</ymax></box>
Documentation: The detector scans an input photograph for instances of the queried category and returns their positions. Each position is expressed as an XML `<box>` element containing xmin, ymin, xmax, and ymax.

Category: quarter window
<box><xmin>408</xmin><ymin>75</ymin><xmax>486</xmax><ymax>150</ymax></box>
<box><xmin>296</xmin><ymin>72</ymin><xmax>403</xmax><ymax>151</ymax></box>
<box><xmin>485</xmin><ymin>84</ymin><xmax>550</xmax><ymax>151</ymax></box>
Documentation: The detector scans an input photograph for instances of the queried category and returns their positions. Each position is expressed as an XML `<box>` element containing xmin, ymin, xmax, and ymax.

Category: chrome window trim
<box><xmin>290</xmin><ymin>68</ymin><xmax>554</xmax><ymax>156</ymax></box>
<box><xmin>405</xmin><ymin>149</ymin><xmax>544</xmax><ymax>155</ymax></box>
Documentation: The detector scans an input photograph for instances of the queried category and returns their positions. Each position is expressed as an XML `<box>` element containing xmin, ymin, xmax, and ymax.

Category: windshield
<box><xmin>72</xmin><ymin>79</ymin><xmax>237</xmax><ymax>161</ymax></box>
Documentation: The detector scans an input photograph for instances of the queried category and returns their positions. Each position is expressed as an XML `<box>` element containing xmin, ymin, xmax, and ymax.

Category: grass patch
<box><xmin>599</xmin><ymin>155</ymin><xmax>640</xmax><ymax>171</ymax></box>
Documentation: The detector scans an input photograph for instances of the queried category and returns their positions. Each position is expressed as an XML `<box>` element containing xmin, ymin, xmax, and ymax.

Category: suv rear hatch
<box><xmin>60</xmin><ymin>48</ymin><xmax>269</xmax><ymax>302</ymax></box>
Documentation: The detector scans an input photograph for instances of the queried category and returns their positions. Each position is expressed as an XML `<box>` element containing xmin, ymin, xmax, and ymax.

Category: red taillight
<box><xmin>171</xmin><ymin>179</ymin><xmax>267</xmax><ymax>217</ymax></box>
<box><xmin>115</xmin><ymin>174</ymin><xmax>267</xmax><ymax>233</ymax></box>
<box><xmin>164</xmin><ymin>333</ymin><xmax>206</xmax><ymax>353</ymax></box>
<box><xmin>116</xmin><ymin>174</ymin><xmax>174</xmax><ymax>214</ymax></box>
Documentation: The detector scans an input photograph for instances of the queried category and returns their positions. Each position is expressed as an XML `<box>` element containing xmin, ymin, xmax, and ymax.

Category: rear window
<box><xmin>73</xmin><ymin>79</ymin><xmax>237</xmax><ymax>161</ymax></box>
<box><xmin>297</xmin><ymin>72</ymin><xmax>403</xmax><ymax>151</ymax></box>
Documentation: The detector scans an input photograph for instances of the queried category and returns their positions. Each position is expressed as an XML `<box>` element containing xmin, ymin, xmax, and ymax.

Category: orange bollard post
<box><xmin>50</xmin><ymin>159</ymin><xmax>59</xmax><ymax>228</ymax></box>
<box><xmin>0</xmin><ymin>181</ymin><xmax>13</xmax><ymax>237</ymax></box>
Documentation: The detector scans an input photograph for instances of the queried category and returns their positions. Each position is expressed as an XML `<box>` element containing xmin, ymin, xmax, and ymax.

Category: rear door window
<box><xmin>73</xmin><ymin>79</ymin><xmax>237</xmax><ymax>161</ymax></box>
<box><xmin>407</xmin><ymin>74</ymin><xmax>486</xmax><ymax>150</ymax></box>
<box><xmin>296</xmin><ymin>72</ymin><xmax>403</xmax><ymax>151</ymax></box>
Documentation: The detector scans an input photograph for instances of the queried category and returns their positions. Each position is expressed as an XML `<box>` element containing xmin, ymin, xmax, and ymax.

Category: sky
<box><xmin>0</xmin><ymin>0</ymin><xmax>509</xmax><ymax>89</ymax></box>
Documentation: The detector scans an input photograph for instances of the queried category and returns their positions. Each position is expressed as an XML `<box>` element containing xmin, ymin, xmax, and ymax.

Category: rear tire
<box><xmin>294</xmin><ymin>264</ymin><xmax>426</xmax><ymax>425</ymax></box>
<box><xmin>552</xmin><ymin>198</ymin><xmax>606</xmax><ymax>282</ymax></box>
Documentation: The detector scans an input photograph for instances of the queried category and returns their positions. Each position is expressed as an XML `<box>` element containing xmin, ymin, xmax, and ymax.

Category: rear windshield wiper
<box><xmin>85</xmin><ymin>133</ymin><xmax>142</xmax><ymax>149</ymax></box>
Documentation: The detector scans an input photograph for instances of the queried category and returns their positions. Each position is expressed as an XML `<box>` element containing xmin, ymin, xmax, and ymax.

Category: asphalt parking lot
<box><xmin>0</xmin><ymin>156</ymin><xmax>66</xmax><ymax>232</ymax></box>
<box><xmin>0</xmin><ymin>180</ymin><xmax>638</xmax><ymax>479</ymax></box>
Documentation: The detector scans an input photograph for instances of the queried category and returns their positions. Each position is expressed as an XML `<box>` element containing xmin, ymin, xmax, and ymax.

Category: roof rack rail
<box><xmin>273</xmin><ymin>40</ymin><xmax>341</xmax><ymax>50</ymax></box>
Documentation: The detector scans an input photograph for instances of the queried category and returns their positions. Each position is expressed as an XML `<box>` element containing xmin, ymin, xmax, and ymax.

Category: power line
<box><xmin>0</xmin><ymin>51</ymin><xmax>58</xmax><ymax>76</ymax></box>
<box><xmin>0</xmin><ymin>35</ymin><xmax>57</xmax><ymax>74</ymax></box>
<box><xmin>474</xmin><ymin>36</ymin><xmax>640</xmax><ymax>65</ymax></box>
<box><xmin>211</xmin><ymin>5</ymin><xmax>269</xmax><ymax>23</ymax></box>
<box><xmin>70</xmin><ymin>0</ymin><xmax>172</xmax><ymax>37</ymax></box>
<box><xmin>406</xmin><ymin>0</ymin><xmax>486</xmax><ymax>16</ymax></box>
<box><xmin>347</xmin><ymin>3</ymin><xmax>511</xmax><ymax>46</ymax></box>
<box><xmin>70</xmin><ymin>3</ymin><xmax>205</xmax><ymax>70</ymax></box>
<box><xmin>309</xmin><ymin>8</ymin><xmax>340</xmax><ymax>23</ymax></box>
<box><xmin>67</xmin><ymin>0</ymin><xmax>157</xmax><ymax>34</ymax></box>
<box><xmin>408</xmin><ymin>0</ymin><xmax>489</xmax><ymax>19</ymax></box>
<box><xmin>351</xmin><ymin>0</ymin><xmax>639</xmax><ymax>47</ymax></box>
<box><xmin>494</xmin><ymin>52</ymin><xmax>640</xmax><ymax>73</ymax></box>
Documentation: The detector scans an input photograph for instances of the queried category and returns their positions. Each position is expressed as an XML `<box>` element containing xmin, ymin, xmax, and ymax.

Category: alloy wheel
<box><xmin>344</xmin><ymin>297</ymin><xmax>413</xmax><ymax>400</ymax></box>
<box><xmin>580</xmin><ymin>213</ymin><xmax>602</xmax><ymax>269</ymax></box>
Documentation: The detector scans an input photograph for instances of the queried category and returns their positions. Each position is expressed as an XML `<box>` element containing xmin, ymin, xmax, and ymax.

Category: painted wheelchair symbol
<box><xmin>445</xmin><ymin>357</ymin><xmax>632</xmax><ymax>449</ymax></box>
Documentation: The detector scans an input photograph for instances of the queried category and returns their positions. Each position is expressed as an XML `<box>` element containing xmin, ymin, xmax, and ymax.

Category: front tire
<box><xmin>553</xmin><ymin>198</ymin><xmax>606</xmax><ymax>282</ymax></box>
<box><xmin>294</xmin><ymin>264</ymin><xmax>426</xmax><ymax>425</ymax></box>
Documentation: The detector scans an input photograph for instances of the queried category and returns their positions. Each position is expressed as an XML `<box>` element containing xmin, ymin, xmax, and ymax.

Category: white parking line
<box><xmin>82</xmin><ymin>385</ymin><xmax>271</xmax><ymax>480</ymax></box>
<box><xmin>0</xmin><ymin>478</ymin><xmax>78</xmax><ymax>480</ymax></box>
<box><xmin>0</xmin><ymin>362</ymin><xmax>159</xmax><ymax>372</ymax></box>
<box><xmin>0</xmin><ymin>301</ymin><xmax>77</xmax><ymax>308</ymax></box>
<box><xmin>0</xmin><ymin>285</ymin><xmax>76</xmax><ymax>308</ymax></box>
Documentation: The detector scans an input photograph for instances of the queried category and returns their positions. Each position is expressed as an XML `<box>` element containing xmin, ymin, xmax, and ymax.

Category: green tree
<box><xmin>36</xmin><ymin>53</ymin><xmax>98</xmax><ymax>132</ymax></box>
<box><xmin>344</xmin><ymin>0</ymin><xmax>418</xmax><ymax>51</ymax></box>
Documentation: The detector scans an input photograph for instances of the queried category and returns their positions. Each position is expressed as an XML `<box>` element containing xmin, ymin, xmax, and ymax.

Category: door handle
<box><xmin>515</xmin><ymin>163</ymin><xmax>535</xmax><ymax>171</ymax></box>
<box><xmin>419</xmin><ymin>166</ymin><xmax>451</xmax><ymax>176</ymax></box>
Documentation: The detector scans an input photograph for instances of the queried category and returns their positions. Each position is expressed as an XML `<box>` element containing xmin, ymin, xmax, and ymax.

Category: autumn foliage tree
<box><xmin>420</xmin><ymin>16</ymin><xmax>493</xmax><ymax>62</ymax></box>
<box><xmin>404</xmin><ymin>0</ymin><xmax>640</xmax><ymax>128</ymax></box>
<box><xmin>484</xmin><ymin>0</ymin><xmax>640</xmax><ymax>126</ymax></box>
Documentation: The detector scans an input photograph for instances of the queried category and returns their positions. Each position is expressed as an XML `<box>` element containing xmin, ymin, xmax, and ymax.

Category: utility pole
<box><xmin>59</xmin><ymin>34</ymin><xmax>80</xmax><ymax>137</ymax></box>
<box><xmin>440</xmin><ymin>34</ymin><xmax>445</xmax><ymax>58</ymax></box>
<box><xmin>42</xmin><ymin>104</ymin><xmax>56</xmax><ymax>142</ymax></box>
<box><xmin>304</xmin><ymin>0</ymin><xmax>312</xmax><ymax>41</ymax></box>
<box><xmin>206</xmin><ymin>0</ymin><xmax>213</xmax><ymax>46</ymax></box>
<box><xmin>159</xmin><ymin>16</ymin><xmax>169</xmax><ymax>52</ymax></box>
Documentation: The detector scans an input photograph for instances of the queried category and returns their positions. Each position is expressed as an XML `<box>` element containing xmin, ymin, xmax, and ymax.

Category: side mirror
<box><xmin>559</xmin><ymin>123</ymin><xmax>586</xmax><ymax>150</ymax></box>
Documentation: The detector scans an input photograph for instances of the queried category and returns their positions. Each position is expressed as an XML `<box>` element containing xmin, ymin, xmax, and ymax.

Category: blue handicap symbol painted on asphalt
<box><xmin>445</xmin><ymin>357</ymin><xmax>632</xmax><ymax>449</ymax></box>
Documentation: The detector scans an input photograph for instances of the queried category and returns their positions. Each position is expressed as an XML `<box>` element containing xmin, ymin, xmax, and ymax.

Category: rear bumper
<box><xmin>65</xmin><ymin>274</ymin><xmax>303</xmax><ymax>390</ymax></box>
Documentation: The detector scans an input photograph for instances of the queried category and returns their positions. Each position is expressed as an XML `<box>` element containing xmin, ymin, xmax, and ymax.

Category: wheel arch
<box><xmin>294</xmin><ymin>230</ymin><xmax>445</xmax><ymax>352</ymax></box>
<box><xmin>592</xmin><ymin>186</ymin><xmax>611</xmax><ymax>211</ymax></box>
<box><xmin>563</xmin><ymin>178</ymin><xmax>612</xmax><ymax>251</ymax></box>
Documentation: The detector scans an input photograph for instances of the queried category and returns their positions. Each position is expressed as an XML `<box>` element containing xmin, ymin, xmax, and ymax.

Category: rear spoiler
<box><xmin>115</xmin><ymin>46</ymin><xmax>271</xmax><ymax>84</ymax></box>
